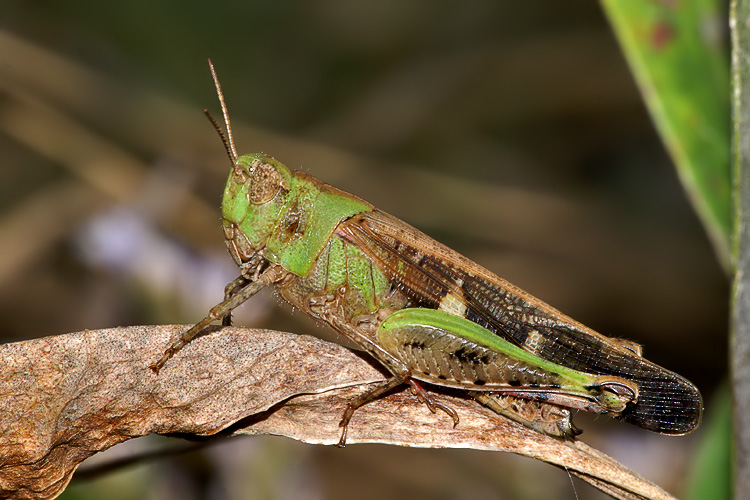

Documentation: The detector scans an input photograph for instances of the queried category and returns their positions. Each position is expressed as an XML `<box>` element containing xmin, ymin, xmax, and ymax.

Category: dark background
<box><xmin>0</xmin><ymin>2</ymin><xmax>727</xmax><ymax>499</ymax></box>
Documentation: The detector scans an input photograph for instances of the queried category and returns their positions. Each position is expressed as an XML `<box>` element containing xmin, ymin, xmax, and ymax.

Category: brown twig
<box><xmin>0</xmin><ymin>325</ymin><xmax>675</xmax><ymax>500</ymax></box>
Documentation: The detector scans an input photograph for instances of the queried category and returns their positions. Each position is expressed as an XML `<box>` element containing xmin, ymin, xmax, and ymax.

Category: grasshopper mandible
<box><xmin>152</xmin><ymin>60</ymin><xmax>702</xmax><ymax>445</ymax></box>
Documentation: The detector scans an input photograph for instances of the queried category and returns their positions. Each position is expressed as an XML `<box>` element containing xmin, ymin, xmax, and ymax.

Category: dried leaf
<box><xmin>0</xmin><ymin>325</ymin><xmax>676</xmax><ymax>500</ymax></box>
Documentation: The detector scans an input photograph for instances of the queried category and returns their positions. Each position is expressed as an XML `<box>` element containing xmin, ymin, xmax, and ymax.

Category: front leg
<box><xmin>221</xmin><ymin>275</ymin><xmax>251</xmax><ymax>326</ymax></box>
<box><xmin>151</xmin><ymin>265</ymin><xmax>287</xmax><ymax>373</ymax></box>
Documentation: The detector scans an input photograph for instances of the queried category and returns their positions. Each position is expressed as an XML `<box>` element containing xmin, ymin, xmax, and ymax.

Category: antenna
<box><xmin>206</xmin><ymin>58</ymin><xmax>239</xmax><ymax>169</ymax></box>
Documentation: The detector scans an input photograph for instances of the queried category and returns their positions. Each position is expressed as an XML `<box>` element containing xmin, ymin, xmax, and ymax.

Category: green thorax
<box><xmin>222</xmin><ymin>152</ymin><xmax>372</xmax><ymax>276</ymax></box>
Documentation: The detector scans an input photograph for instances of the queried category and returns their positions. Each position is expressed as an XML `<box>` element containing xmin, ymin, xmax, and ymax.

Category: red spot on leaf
<box><xmin>651</xmin><ymin>21</ymin><xmax>675</xmax><ymax>50</ymax></box>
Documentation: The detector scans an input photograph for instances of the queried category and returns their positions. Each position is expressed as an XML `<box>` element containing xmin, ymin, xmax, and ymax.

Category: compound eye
<box><xmin>249</xmin><ymin>162</ymin><xmax>281</xmax><ymax>204</ymax></box>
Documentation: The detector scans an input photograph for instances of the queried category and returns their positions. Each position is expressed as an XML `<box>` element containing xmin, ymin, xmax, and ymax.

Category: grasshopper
<box><xmin>152</xmin><ymin>60</ymin><xmax>702</xmax><ymax>445</ymax></box>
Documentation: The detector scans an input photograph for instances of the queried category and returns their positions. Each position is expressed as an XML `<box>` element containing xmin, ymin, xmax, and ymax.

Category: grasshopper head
<box><xmin>204</xmin><ymin>60</ymin><xmax>295</xmax><ymax>271</ymax></box>
<box><xmin>221</xmin><ymin>152</ymin><xmax>293</xmax><ymax>268</ymax></box>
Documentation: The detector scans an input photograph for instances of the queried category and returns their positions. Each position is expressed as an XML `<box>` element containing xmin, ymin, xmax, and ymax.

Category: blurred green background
<box><xmin>0</xmin><ymin>1</ymin><xmax>729</xmax><ymax>499</ymax></box>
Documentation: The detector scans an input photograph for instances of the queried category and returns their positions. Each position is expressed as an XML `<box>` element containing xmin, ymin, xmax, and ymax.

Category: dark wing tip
<box><xmin>620</xmin><ymin>373</ymin><xmax>703</xmax><ymax>434</ymax></box>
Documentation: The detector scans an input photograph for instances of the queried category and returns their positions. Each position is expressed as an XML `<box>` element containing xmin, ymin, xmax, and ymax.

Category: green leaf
<box><xmin>601</xmin><ymin>0</ymin><xmax>731</xmax><ymax>269</ymax></box>
<box><xmin>685</xmin><ymin>384</ymin><xmax>732</xmax><ymax>500</ymax></box>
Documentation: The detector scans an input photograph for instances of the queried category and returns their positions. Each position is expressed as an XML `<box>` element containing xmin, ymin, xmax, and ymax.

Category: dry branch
<box><xmin>0</xmin><ymin>325</ymin><xmax>675</xmax><ymax>500</ymax></box>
